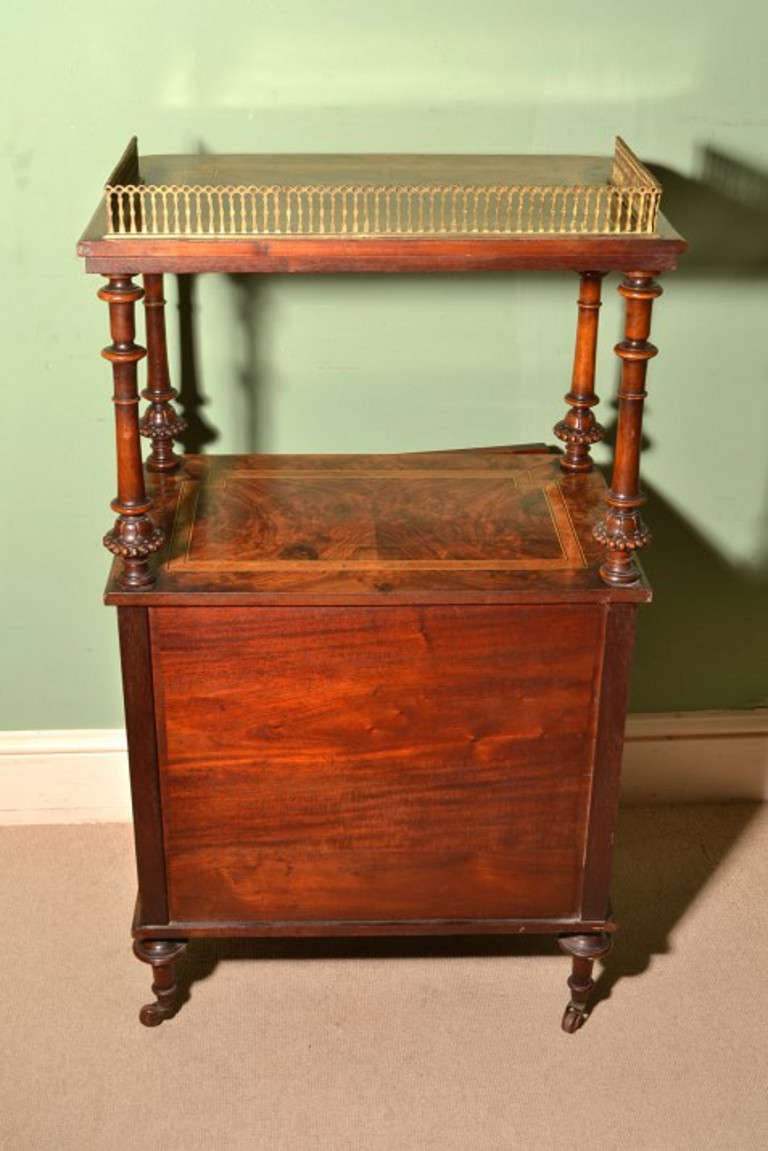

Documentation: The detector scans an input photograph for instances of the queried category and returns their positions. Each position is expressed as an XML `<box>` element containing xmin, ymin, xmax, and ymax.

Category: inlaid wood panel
<box><xmin>152</xmin><ymin>604</ymin><xmax>605</xmax><ymax>923</ymax></box>
<box><xmin>106</xmin><ymin>448</ymin><xmax>650</xmax><ymax>603</ymax></box>
<box><xmin>167</xmin><ymin>465</ymin><xmax>583</xmax><ymax>572</ymax></box>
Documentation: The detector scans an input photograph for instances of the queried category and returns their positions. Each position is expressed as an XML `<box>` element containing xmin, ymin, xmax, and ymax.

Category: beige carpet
<box><xmin>1</xmin><ymin>805</ymin><xmax>766</xmax><ymax>1151</ymax></box>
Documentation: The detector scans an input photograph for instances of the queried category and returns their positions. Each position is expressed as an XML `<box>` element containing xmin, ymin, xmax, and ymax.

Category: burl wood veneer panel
<box><xmin>167</xmin><ymin>453</ymin><xmax>582</xmax><ymax>571</ymax></box>
<box><xmin>152</xmin><ymin>604</ymin><xmax>605</xmax><ymax>923</ymax></box>
<box><xmin>106</xmin><ymin>450</ymin><xmax>651</xmax><ymax>603</ymax></box>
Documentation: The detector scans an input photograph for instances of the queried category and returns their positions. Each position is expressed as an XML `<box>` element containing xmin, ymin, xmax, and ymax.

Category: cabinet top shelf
<box><xmin>77</xmin><ymin>137</ymin><xmax>686</xmax><ymax>275</ymax></box>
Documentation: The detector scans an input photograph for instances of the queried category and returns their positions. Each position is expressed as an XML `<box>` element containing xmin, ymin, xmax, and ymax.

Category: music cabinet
<box><xmin>77</xmin><ymin>138</ymin><xmax>686</xmax><ymax>1030</ymax></box>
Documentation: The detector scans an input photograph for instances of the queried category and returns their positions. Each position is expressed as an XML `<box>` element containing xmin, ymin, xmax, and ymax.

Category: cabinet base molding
<box><xmin>132</xmin><ymin>911</ymin><xmax>617</xmax><ymax>941</ymax></box>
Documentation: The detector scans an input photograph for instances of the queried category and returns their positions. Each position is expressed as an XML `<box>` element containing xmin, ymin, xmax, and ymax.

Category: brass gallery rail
<box><xmin>104</xmin><ymin>136</ymin><xmax>661</xmax><ymax>239</ymax></box>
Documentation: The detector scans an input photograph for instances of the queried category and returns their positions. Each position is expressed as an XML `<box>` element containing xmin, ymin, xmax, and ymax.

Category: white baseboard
<box><xmin>621</xmin><ymin>710</ymin><xmax>768</xmax><ymax>803</ymax></box>
<box><xmin>0</xmin><ymin>729</ymin><xmax>132</xmax><ymax>825</ymax></box>
<box><xmin>1</xmin><ymin>711</ymin><xmax>766</xmax><ymax>825</ymax></box>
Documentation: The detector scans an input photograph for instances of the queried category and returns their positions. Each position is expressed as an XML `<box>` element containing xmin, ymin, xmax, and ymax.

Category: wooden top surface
<box><xmin>120</xmin><ymin>151</ymin><xmax>614</xmax><ymax>188</ymax></box>
<box><xmin>105</xmin><ymin>446</ymin><xmax>651</xmax><ymax>605</ymax></box>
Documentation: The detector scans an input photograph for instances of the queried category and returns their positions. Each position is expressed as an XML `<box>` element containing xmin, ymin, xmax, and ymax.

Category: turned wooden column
<box><xmin>554</xmin><ymin>271</ymin><xmax>605</xmax><ymax>472</ymax></box>
<box><xmin>140</xmin><ymin>273</ymin><xmax>186</xmax><ymax>471</ymax></box>
<box><xmin>594</xmin><ymin>272</ymin><xmax>662</xmax><ymax>585</ymax></box>
<box><xmin>99</xmin><ymin>275</ymin><xmax>164</xmax><ymax>588</ymax></box>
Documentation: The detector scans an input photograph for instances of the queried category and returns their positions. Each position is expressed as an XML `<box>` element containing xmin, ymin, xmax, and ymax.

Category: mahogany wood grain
<box><xmin>580</xmin><ymin>603</ymin><xmax>636</xmax><ymax>920</ymax></box>
<box><xmin>151</xmin><ymin>604</ymin><xmax>605</xmax><ymax>923</ymax></box>
<box><xmin>117</xmin><ymin>607</ymin><xmax>168</xmax><ymax>924</ymax></box>
<box><xmin>79</xmin><ymin>231</ymin><xmax>686</xmax><ymax>276</ymax></box>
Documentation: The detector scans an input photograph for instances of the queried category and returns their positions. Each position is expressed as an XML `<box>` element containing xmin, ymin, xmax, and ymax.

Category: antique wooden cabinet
<box><xmin>77</xmin><ymin>138</ymin><xmax>686</xmax><ymax>1030</ymax></box>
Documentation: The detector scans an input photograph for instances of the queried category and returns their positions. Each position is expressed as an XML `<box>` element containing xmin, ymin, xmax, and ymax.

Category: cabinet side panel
<box><xmin>117</xmin><ymin>606</ymin><xmax>168</xmax><ymax>924</ymax></box>
<box><xmin>581</xmin><ymin>603</ymin><xmax>637</xmax><ymax>920</ymax></box>
<box><xmin>153</xmin><ymin>605</ymin><xmax>604</xmax><ymax>923</ymax></box>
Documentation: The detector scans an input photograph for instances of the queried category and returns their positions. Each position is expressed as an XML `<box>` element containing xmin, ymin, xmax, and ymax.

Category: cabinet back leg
<box><xmin>141</xmin><ymin>273</ymin><xmax>186</xmax><ymax>472</ymax></box>
<box><xmin>133</xmin><ymin>939</ymin><xmax>189</xmax><ymax>1026</ymax></box>
<box><xmin>558</xmin><ymin>932</ymin><xmax>612</xmax><ymax>1032</ymax></box>
<box><xmin>554</xmin><ymin>270</ymin><xmax>605</xmax><ymax>472</ymax></box>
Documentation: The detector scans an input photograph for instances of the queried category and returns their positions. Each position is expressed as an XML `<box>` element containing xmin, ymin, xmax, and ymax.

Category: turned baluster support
<box><xmin>558</xmin><ymin>932</ymin><xmax>612</xmax><ymax>1033</ymax></box>
<box><xmin>99</xmin><ymin>275</ymin><xmax>164</xmax><ymax>588</ymax></box>
<box><xmin>594</xmin><ymin>272</ymin><xmax>663</xmax><ymax>585</ymax></box>
<box><xmin>555</xmin><ymin>271</ymin><xmax>605</xmax><ymax>472</ymax></box>
<box><xmin>133</xmin><ymin>938</ymin><xmax>189</xmax><ymax>1026</ymax></box>
<box><xmin>140</xmin><ymin>273</ymin><xmax>186</xmax><ymax>471</ymax></box>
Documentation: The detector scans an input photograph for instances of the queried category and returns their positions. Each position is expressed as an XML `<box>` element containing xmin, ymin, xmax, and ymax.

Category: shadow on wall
<box><xmin>631</xmin><ymin>480</ymin><xmax>768</xmax><ymax>711</ymax></box>
<box><xmin>174</xmin><ymin>272</ymin><xmax>273</xmax><ymax>454</ymax></box>
<box><xmin>634</xmin><ymin>145</ymin><xmax>768</xmax><ymax>709</ymax></box>
<box><xmin>173</xmin><ymin>138</ymin><xmax>273</xmax><ymax>455</ymax></box>
<box><xmin>649</xmin><ymin>145</ymin><xmax>768</xmax><ymax>269</ymax></box>
<box><xmin>171</xmin><ymin>143</ymin><xmax>768</xmax><ymax>711</ymax></box>
<box><xmin>176</xmin><ymin>274</ymin><xmax>218</xmax><ymax>455</ymax></box>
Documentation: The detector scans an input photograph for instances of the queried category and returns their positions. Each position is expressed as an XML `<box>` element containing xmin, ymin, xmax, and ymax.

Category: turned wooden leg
<box><xmin>554</xmin><ymin>271</ymin><xmax>605</xmax><ymax>472</ymax></box>
<box><xmin>140</xmin><ymin>273</ymin><xmax>186</xmax><ymax>472</ymax></box>
<box><xmin>558</xmin><ymin>933</ymin><xmax>612</xmax><ymax>1033</ymax></box>
<box><xmin>133</xmin><ymin>939</ymin><xmax>188</xmax><ymax>1026</ymax></box>
<box><xmin>99</xmin><ymin>275</ymin><xmax>164</xmax><ymax>588</ymax></box>
<box><xmin>594</xmin><ymin>272</ymin><xmax>663</xmax><ymax>585</ymax></box>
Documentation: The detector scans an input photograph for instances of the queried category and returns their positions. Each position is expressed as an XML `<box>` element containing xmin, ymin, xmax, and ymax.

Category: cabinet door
<box><xmin>151</xmin><ymin>604</ymin><xmax>605</xmax><ymax>924</ymax></box>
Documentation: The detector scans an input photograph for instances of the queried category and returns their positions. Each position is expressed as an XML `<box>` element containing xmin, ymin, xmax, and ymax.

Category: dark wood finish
<box><xmin>132</xmin><ymin>938</ymin><xmax>188</xmax><ymax>1026</ymax></box>
<box><xmin>555</xmin><ymin>272</ymin><xmax>605</xmax><ymax>472</ymax></box>
<box><xmin>134</xmin><ymin>915</ymin><xmax>616</xmax><ymax>939</ymax></box>
<box><xmin>80</xmin><ymin>230</ymin><xmax>685</xmax><ymax>276</ymax></box>
<box><xmin>558</xmin><ymin>932</ymin><xmax>613</xmax><ymax>1032</ymax></box>
<box><xmin>117</xmin><ymin>607</ymin><xmax>168</xmax><ymax>924</ymax></box>
<box><xmin>103</xmin><ymin>449</ymin><xmax>651</xmax><ymax>606</ymax></box>
<box><xmin>594</xmin><ymin>273</ymin><xmax>662</xmax><ymax>585</ymax></box>
<box><xmin>99</xmin><ymin>275</ymin><xmax>163</xmax><ymax>587</ymax></box>
<box><xmin>581</xmin><ymin>604</ymin><xmax>636</xmax><ymax>920</ymax></box>
<box><xmin>140</xmin><ymin>274</ymin><xmax>186</xmax><ymax>472</ymax></box>
<box><xmin>151</xmin><ymin>603</ymin><xmax>603</xmax><ymax>923</ymax></box>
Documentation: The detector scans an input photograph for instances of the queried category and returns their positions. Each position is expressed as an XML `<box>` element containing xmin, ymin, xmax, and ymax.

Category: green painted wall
<box><xmin>1</xmin><ymin>0</ymin><xmax>766</xmax><ymax>729</ymax></box>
